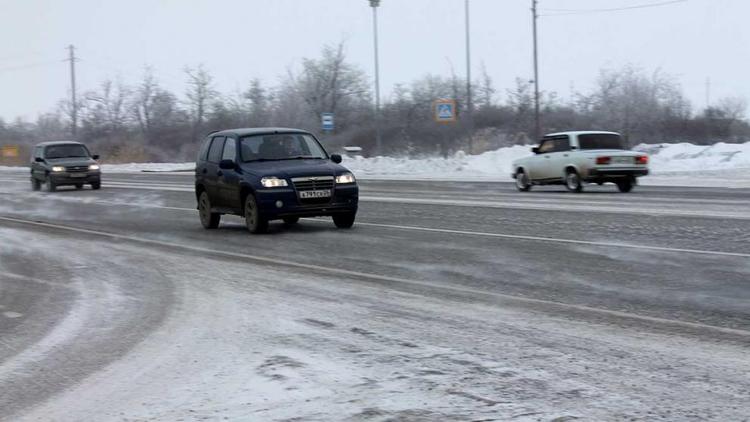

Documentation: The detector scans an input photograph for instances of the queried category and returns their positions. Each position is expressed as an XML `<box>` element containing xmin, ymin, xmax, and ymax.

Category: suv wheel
<box><xmin>46</xmin><ymin>178</ymin><xmax>56</xmax><ymax>192</ymax></box>
<box><xmin>91</xmin><ymin>181</ymin><xmax>101</xmax><ymax>190</ymax></box>
<box><xmin>565</xmin><ymin>170</ymin><xmax>583</xmax><ymax>193</ymax></box>
<box><xmin>515</xmin><ymin>170</ymin><xmax>532</xmax><ymax>192</ymax></box>
<box><xmin>244</xmin><ymin>194</ymin><xmax>268</xmax><ymax>234</ymax></box>
<box><xmin>31</xmin><ymin>178</ymin><xmax>41</xmax><ymax>191</ymax></box>
<box><xmin>616</xmin><ymin>177</ymin><xmax>634</xmax><ymax>193</ymax></box>
<box><xmin>332</xmin><ymin>212</ymin><xmax>356</xmax><ymax>229</ymax></box>
<box><xmin>198</xmin><ymin>191</ymin><xmax>221</xmax><ymax>229</ymax></box>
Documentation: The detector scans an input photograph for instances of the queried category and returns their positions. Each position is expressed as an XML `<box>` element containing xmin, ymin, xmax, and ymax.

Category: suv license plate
<box><xmin>70</xmin><ymin>173</ymin><xmax>87</xmax><ymax>178</ymax></box>
<box><xmin>299</xmin><ymin>189</ymin><xmax>331</xmax><ymax>199</ymax></box>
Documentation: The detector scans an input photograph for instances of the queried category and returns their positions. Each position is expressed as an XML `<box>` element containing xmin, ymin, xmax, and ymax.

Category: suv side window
<box><xmin>221</xmin><ymin>137</ymin><xmax>236</xmax><ymax>161</ymax></box>
<box><xmin>34</xmin><ymin>147</ymin><xmax>43</xmax><ymax>159</ymax></box>
<box><xmin>537</xmin><ymin>139</ymin><xmax>555</xmax><ymax>154</ymax></box>
<box><xmin>552</xmin><ymin>136</ymin><xmax>571</xmax><ymax>152</ymax></box>
<box><xmin>198</xmin><ymin>138</ymin><xmax>212</xmax><ymax>161</ymax></box>
<box><xmin>207</xmin><ymin>136</ymin><xmax>225</xmax><ymax>163</ymax></box>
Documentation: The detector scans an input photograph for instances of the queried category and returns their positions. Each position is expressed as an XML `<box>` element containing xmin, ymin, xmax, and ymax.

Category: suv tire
<box><xmin>565</xmin><ymin>170</ymin><xmax>583</xmax><ymax>193</ymax></box>
<box><xmin>31</xmin><ymin>178</ymin><xmax>41</xmax><ymax>191</ymax></box>
<box><xmin>46</xmin><ymin>178</ymin><xmax>56</xmax><ymax>192</ymax></box>
<box><xmin>91</xmin><ymin>181</ymin><xmax>101</xmax><ymax>190</ymax></box>
<box><xmin>198</xmin><ymin>191</ymin><xmax>221</xmax><ymax>229</ymax></box>
<box><xmin>333</xmin><ymin>212</ymin><xmax>356</xmax><ymax>229</ymax></box>
<box><xmin>244</xmin><ymin>194</ymin><xmax>268</xmax><ymax>234</ymax></box>
<box><xmin>515</xmin><ymin>169</ymin><xmax>532</xmax><ymax>192</ymax></box>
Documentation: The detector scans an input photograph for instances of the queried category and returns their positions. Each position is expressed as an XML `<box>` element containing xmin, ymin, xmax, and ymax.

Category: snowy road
<box><xmin>1</xmin><ymin>173</ymin><xmax>749</xmax><ymax>421</ymax></box>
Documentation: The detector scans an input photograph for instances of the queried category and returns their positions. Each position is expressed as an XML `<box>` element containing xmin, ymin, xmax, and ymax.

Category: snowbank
<box><xmin>632</xmin><ymin>142</ymin><xmax>750</xmax><ymax>173</ymax></box>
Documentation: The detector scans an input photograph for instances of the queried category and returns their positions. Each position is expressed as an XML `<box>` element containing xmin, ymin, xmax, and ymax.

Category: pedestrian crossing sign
<box><xmin>434</xmin><ymin>99</ymin><xmax>457</xmax><ymax>123</ymax></box>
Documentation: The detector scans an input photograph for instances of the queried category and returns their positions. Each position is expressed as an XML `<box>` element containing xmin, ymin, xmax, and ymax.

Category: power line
<box><xmin>540</xmin><ymin>0</ymin><xmax>688</xmax><ymax>16</ymax></box>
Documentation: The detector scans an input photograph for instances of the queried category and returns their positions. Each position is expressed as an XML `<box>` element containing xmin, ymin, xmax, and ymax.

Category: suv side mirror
<box><xmin>531</xmin><ymin>146</ymin><xmax>540</xmax><ymax>154</ymax></box>
<box><xmin>330</xmin><ymin>154</ymin><xmax>342</xmax><ymax>164</ymax></box>
<box><xmin>35</xmin><ymin>157</ymin><xmax>44</xmax><ymax>162</ymax></box>
<box><xmin>92</xmin><ymin>154</ymin><xmax>100</xmax><ymax>160</ymax></box>
<box><xmin>219</xmin><ymin>159</ymin><xmax>235</xmax><ymax>170</ymax></box>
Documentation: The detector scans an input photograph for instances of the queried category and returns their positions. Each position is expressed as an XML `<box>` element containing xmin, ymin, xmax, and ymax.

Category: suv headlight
<box><xmin>89</xmin><ymin>164</ymin><xmax>100</xmax><ymax>171</ymax></box>
<box><xmin>51</xmin><ymin>166</ymin><xmax>65</xmax><ymax>172</ymax></box>
<box><xmin>335</xmin><ymin>172</ymin><xmax>356</xmax><ymax>184</ymax></box>
<box><xmin>260</xmin><ymin>177</ymin><xmax>288</xmax><ymax>188</ymax></box>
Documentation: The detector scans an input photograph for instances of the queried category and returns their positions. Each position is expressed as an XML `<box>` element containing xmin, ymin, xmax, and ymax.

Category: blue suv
<box><xmin>195</xmin><ymin>128</ymin><xmax>359</xmax><ymax>233</ymax></box>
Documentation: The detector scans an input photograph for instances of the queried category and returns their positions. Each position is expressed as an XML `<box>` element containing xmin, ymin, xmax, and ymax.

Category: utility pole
<box><xmin>531</xmin><ymin>0</ymin><xmax>541</xmax><ymax>142</ymax></box>
<box><xmin>67</xmin><ymin>44</ymin><xmax>78</xmax><ymax>139</ymax></box>
<box><xmin>465</xmin><ymin>0</ymin><xmax>474</xmax><ymax>153</ymax></box>
<box><xmin>369</xmin><ymin>0</ymin><xmax>383</xmax><ymax>156</ymax></box>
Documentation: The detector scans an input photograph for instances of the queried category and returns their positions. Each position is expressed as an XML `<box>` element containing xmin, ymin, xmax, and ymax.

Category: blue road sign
<box><xmin>434</xmin><ymin>99</ymin><xmax>457</xmax><ymax>123</ymax></box>
<box><xmin>322</xmin><ymin>113</ymin><xmax>335</xmax><ymax>131</ymax></box>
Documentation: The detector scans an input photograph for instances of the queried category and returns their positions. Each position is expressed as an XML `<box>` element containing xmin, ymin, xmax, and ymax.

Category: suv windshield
<box><xmin>239</xmin><ymin>133</ymin><xmax>327</xmax><ymax>162</ymax></box>
<box><xmin>578</xmin><ymin>134</ymin><xmax>624</xmax><ymax>150</ymax></box>
<box><xmin>45</xmin><ymin>144</ymin><xmax>89</xmax><ymax>159</ymax></box>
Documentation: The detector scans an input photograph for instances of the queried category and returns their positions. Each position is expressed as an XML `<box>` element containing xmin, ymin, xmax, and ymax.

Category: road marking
<box><xmin>2</xmin><ymin>215</ymin><xmax>749</xmax><ymax>339</ymax></box>
<box><xmin>360</xmin><ymin>196</ymin><xmax>750</xmax><ymax>220</ymax></box>
<box><xmin>3</xmin><ymin>176</ymin><xmax>749</xmax><ymax>219</ymax></box>
<box><xmin>302</xmin><ymin>219</ymin><xmax>750</xmax><ymax>259</ymax></box>
<box><xmin>1</xmin><ymin>191</ymin><xmax>747</xmax><ymax>258</ymax></box>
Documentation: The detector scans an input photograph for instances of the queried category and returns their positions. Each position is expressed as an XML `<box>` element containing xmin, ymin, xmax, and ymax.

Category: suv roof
<box><xmin>208</xmin><ymin>127</ymin><xmax>311</xmax><ymax>137</ymax></box>
<box><xmin>35</xmin><ymin>141</ymin><xmax>85</xmax><ymax>147</ymax></box>
<box><xmin>544</xmin><ymin>131</ymin><xmax>621</xmax><ymax>137</ymax></box>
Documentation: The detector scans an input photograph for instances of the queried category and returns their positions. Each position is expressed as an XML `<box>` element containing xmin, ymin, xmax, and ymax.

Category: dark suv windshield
<box><xmin>578</xmin><ymin>134</ymin><xmax>624</xmax><ymax>150</ymax></box>
<box><xmin>45</xmin><ymin>144</ymin><xmax>89</xmax><ymax>159</ymax></box>
<box><xmin>240</xmin><ymin>134</ymin><xmax>327</xmax><ymax>162</ymax></box>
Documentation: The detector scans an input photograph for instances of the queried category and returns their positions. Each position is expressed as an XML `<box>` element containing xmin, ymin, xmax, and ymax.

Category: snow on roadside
<box><xmin>1</xmin><ymin>142</ymin><xmax>749</xmax><ymax>187</ymax></box>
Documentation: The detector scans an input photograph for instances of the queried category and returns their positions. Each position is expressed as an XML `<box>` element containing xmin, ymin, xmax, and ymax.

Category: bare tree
<box><xmin>185</xmin><ymin>65</ymin><xmax>217</xmax><ymax>141</ymax></box>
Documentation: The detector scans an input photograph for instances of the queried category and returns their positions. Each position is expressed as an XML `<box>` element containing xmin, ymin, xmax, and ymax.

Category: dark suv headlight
<box><xmin>335</xmin><ymin>172</ymin><xmax>356</xmax><ymax>184</ymax></box>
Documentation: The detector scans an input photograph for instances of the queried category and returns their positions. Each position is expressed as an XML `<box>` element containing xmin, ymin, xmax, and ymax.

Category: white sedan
<box><xmin>511</xmin><ymin>131</ymin><xmax>649</xmax><ymax>193</ymax></box>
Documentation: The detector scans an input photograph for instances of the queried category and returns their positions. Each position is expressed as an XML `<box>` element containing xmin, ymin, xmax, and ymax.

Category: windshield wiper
<box><xmin>247</xmin><ymin>156</ymin><xmax>322</xmax><ymax>162</ymax></box>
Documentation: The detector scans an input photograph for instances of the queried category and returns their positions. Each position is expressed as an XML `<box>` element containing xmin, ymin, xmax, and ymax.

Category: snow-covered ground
<box><xmin>2</xmin><ymin>142</ymin><xmax>749</xmax><ymax>187</ymax></box>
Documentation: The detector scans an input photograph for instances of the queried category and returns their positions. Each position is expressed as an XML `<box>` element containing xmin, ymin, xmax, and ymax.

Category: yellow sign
<box><xmin>1</xmin><ymin>145</ymin><xmax>20</xmax><ymax>158</ymax></box>
<box><xmin>434</xmin><ymin>99</ymin><xmax>457</xmax><ymax>123</ymax></box>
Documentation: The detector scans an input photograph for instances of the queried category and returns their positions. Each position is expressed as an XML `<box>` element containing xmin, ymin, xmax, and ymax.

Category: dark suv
<box><xmin>30</xmin><ymin>141</ymin><xmax>101</xmax><ymax>191</ymax></box>
<box><xmin>195</xmin><ymin>128</ymin><xmax>359</xmax><ymax>233</ymax></box>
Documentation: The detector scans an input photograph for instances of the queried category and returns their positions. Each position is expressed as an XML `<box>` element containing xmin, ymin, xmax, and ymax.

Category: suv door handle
<box><xmin>563</xmin><ymin>154</ymin><xmax>569</xmax><ymax>157</ymax></box>
<box><xmin>545</xmin><ymin>156</ymin><xmax>550</xmax><ymax>159</ymax></box>
<box><xmin>202</xmin><ymin>168</ymin><xmax>207</xmax><ymax>174</ymax></box>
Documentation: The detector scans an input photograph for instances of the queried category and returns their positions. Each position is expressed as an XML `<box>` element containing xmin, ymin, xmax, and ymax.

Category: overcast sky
<box><xmin>1</xmin><ymin>0</ymin><xmax>748</xmax><ymax>121</ymax></box>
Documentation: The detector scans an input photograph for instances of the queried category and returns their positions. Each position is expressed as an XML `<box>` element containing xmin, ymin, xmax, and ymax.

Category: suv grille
<box><xmin>66</xmin><ymin>165</ymin><xmax>89</xmax><ymax>173</ymax></box>
<box><xmin>291</xmin><ymin>176</ymin><xmax>334</xmax><ymax>205</ymax></box>
<box><xmin>291</xmin><ymin>176</ymin><xmax>334</xmax><ymax>191</ymax></box>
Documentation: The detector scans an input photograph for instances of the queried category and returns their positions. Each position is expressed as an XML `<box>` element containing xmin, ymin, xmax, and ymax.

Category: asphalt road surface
<box><xmin>1</xmin><ymin>171</ymin><xmax>749</xmax><ymax>421</ymax></box>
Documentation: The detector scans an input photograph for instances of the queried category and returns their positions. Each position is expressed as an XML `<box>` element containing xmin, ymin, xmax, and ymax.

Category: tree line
<box><xmin>1</xmin><ymin>42</ymin><xmax>748</xmax><ymax>162</ymax></box>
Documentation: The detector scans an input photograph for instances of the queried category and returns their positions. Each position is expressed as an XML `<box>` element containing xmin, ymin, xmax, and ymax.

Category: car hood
<box><xmin>238</xmin><ymin>159</ymin><xmax>351</xmax><ymax>179</ymax></box>
<box><xmin>46</xmin><ymin>157</ymin><xmax>97</xmax><ymax>166</ymax></box>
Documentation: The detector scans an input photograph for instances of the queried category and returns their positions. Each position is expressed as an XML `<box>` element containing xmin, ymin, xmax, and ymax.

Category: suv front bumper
<box><xmin>255</xmin><ymin>184</ymin><xmax>358</xmax><ymax>219</ymax></box>
<box><xmin>49</xmin><ymin>171</ymin><xmax>101</xmax><ymax>185</ymax></box>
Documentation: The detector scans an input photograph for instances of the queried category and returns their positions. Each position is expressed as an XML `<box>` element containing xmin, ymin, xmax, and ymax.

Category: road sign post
<box><xmin>433</xmin><ymin>99</ymin><xmax>457</xmax><ymax>123</ymax></box>
<box><xmin>321</xmin><ymin>113</ymin><xmax>335</xmax><ymax>132</ymax></box>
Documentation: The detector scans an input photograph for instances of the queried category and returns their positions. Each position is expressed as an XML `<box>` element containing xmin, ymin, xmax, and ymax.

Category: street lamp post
<box><xmin>531</xmin><ymin>0</ymin><xmax>541</xmax><ymax>142</ymax></box>
<box><xmin>369</xmin><ymin>0</ymin><xmax>383</xmax><ymax>156</ymax></box>
<box><xmin>465</xmin><ymin>0</ymin><xmax>474</xmax><ymax>154</ymax></box>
